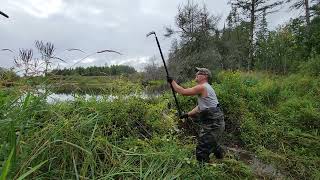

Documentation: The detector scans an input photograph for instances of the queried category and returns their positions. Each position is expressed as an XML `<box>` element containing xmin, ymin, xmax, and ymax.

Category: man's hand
<box><xmin>167</xmin><ymin>76</ymin><xmax>173</xmax><ymax>84</ymax></box>
<box><xmin>179</xmin><ymin>113</ymin><xmax>188</xmax><ymax>119</ymax></box>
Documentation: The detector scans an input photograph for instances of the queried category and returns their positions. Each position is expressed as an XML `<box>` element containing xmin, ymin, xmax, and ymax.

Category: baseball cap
<box><xmin>195</xmin><ymin>67</ymin><xmax>212</xmax><ymax>78</ymax></box>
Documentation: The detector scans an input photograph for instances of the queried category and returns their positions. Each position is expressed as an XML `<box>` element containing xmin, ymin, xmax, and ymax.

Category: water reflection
<box><xmin>19</xmin><ymin>85</ymin><xmax>164</xmax><ymax>104</ymax></box>
<box><xmin>45</xmin><ymin>91</ymin><xmax>159</xmax><ymax>104</ymax></box>
<box><xmin>47</xmin><ymin>93</ymin><xmax>104</xmax><ymax>103</ymax></box>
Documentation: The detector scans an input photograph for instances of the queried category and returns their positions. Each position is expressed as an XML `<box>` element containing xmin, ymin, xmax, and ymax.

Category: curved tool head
<box><xmin>97</xmin><ymin>49</ymin><xmax>122</xmax><ymax>55</ymax></box>
<box><xmin>1</xmin><ymin>49</ymin><xmax>14</xmax><ymax>53</ymax></box>
<box><xmin>66</xmin><ymin>48</ymin><xmax>85</xmax><ymax>53</ymax></box>
<box><xmin>146</xmin><ymin>31</ymin><xmax>156</xmax><ymax>37</ymax></box>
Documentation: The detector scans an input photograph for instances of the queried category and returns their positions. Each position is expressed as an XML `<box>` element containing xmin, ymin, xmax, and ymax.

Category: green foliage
<box><xmin>255</xmin><ymin>25</ymin><xmax>300</xmax><ymax>73</ymax></box>
<box><xmin>0</xmin><ymin>68</ymin><xmax>19</xmax><ymax>87</ymax></box>
<box><xmin>214</xmin><ymin>71</ymin><xmax>320</xmax><ymax>178</ymax></box>
<box><xmin>0</xmin><ymin>148</ymin><xmax>14</xmax><ymax>180</ymax></box>
<box><xmin>166</xmin><ymin>1</ymin><xmax>320</xmax><ymax>77</ymax></box>
<box><xmin>220</xmin><ymin>21</ymin><xmax>251</xmax><ymax>70</ymax></box>
<box><xmin>2</xmin><ymin>1</ymin><xmax>320</xmax><ymax>178</ymax></box>
<box><xmin>308</xmin><ymin>16</ymin><xmax>320</xmax><ymax>54</ymax></box>
<box><xmin>1</xmin><ymin>70</ymin><xmax>319</xmax><ymax>179</ymax></box>
<box><xmin>299</xmin><ymin>55</ymin><xmax>320</xmax><ymax>76</ymax></box>
<box><xmin>0</xmin><ymin>80</ymin><xmax>256</xmax><ymax>179</ymax></box>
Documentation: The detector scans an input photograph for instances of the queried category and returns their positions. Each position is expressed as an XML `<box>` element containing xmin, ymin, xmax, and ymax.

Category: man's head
<box><xmin>195</xmin><ymin>67</ymin><xmax>211</xmax><ymax>83</ymax></box>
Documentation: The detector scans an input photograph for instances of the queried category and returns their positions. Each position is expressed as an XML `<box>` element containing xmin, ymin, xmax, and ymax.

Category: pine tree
<box><xmin>229</xmin><ymin>0</ymin><xmax>283</xmax><ymax>70</ymax></box>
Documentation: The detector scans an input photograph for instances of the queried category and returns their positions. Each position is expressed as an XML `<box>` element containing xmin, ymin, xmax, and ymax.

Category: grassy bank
<box><xmin>1</xmin><ymin>71</ymin><xmax>319</xmax><ymax>179</ymax></box>
<box><xmin>215</xmin><ymin>71</ymin><xmax>320</xmax><ymax>179</ymax></box>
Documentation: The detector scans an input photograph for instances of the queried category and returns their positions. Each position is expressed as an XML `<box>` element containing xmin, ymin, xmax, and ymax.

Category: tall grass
<box><xmin>212</xmin><ymin>71</ymin><xmax>320</xmax><ymax>179</ymax></box>
<box><xmin>1</xmin><ymin>71</ymin><xmax>319</xmax><ymax>179</ymax></box>
<box><xmin>0</xmin><ymin>86</ymin><xmax>253</xmax><ymax>179</ymax></box>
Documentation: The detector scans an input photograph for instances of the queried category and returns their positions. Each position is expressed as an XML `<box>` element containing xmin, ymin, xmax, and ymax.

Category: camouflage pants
<box><xmin>196</xmin><ymin>108</ymin><xmax>225</xmax><ymax>163</ymax></box>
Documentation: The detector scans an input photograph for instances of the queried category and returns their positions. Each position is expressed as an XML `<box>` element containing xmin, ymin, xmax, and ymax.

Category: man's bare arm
<box><xmin>171</xmin><ymin>81</ymin><xmax>203</xmax><ymax>96</ymax></box>
<box><xmin>188</xmin><ymin>106</ymin><xmax>199</xmax><ymax>117</ymax></box>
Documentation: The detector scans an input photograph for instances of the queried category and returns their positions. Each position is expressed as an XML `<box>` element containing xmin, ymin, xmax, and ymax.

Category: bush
<box><xmin>299</xmin><ymin>55</ymin><xmax>320</xmax><ymax>76</ymax></box>
<box><xmin>214</xmin><ymin>71</ymin><xmax>320</xmax><ymax>178</ymax></box>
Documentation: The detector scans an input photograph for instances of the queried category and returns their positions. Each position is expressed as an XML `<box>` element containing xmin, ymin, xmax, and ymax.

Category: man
<box><xmin>167</xmin><ymin>67</ymin><xmax>225</xmax><ymax>163</ymax></box>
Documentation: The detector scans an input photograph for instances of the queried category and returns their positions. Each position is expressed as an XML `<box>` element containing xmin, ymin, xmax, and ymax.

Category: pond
<box><xmin>45</xmin><ymin>91</ymin><xmax>159</xmax><ymax>104</ymax></box>
<box><xmin>16</xmin><ymin>88</ymin><xmax>161</xmax><ymax>104</ymax></box>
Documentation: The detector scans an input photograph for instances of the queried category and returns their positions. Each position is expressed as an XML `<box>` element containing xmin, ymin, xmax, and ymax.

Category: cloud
<box><xmin>60</xmin><ymin>4</ymin><xmax>121</xmax><ymax>28</ymax></box>
<box><xmin>9</xmin><ymin>0</ymin><xmax>64</xmax><ymax>18</ymax></box>
<box><xmin>140</xmin><ymin>0</ymin><xmax>171</xmax><ymax>17</ymax></box>
<box><xmin>103</xmin><ymin>56</ymin><xmax>151</xmax><ymax>71</ymax></box>
<box><xmin>81</xmin><ymin>57</ymin><xmax>97</xmax><ymax>64</ymax></box>
<box><xmin>0</xmin><ymin>0</ymin><xmax>297</xmax><ymax>71</ymax></box>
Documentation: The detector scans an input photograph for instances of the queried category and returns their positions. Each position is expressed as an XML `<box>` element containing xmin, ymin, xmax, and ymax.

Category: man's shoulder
<box><xmin>193</xmin><ymin>84</ymin><xmax>206</xmax><ymax>92</ymax></box>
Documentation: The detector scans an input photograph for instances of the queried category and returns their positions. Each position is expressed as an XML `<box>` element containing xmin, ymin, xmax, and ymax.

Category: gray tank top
<box><xmin>197</xmin><ymin>83</ymin><xmax>219</xmax><ymax>111</ymax></box>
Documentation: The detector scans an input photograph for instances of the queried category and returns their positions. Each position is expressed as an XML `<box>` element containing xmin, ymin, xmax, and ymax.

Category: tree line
<box><xmin>144</xmin><ymin>0</ymin><xmax>320</xmax><ymax>81</ymax></box>
<box><xmin>50</xmin><ymin>65</ymin><xmax>136</xmax><ymax>76</ymax></box>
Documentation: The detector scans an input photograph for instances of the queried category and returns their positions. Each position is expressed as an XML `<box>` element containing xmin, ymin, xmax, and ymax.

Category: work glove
<box><xmin>167</xmin><ymin>76</ymin><xmax>173</xmax><ymax>84</ymax></box>
<box><xmin>179</xmin><ymin>113</ymin><xmax>188</xmax><ymax>119</ymax></box>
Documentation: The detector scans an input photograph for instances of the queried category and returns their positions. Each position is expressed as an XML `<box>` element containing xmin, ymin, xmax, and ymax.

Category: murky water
<box><xmin>46</xmin><ymin>93</ymin><xmax>104</xmax><ymax>103</ymax></box>
<box><xmin>226</xmin><ymin>147</ymin><xmax>285</xmax><ymax>179</ymax></box>
<box><xmin>46</xmin><ymin>92</ymin><xmax>158</xmax><ymax>104</ymax></box>
<box><xmin>19</xmin><ymin>89</ymin><xmax>160</xmax><ymax>104</ymax></box>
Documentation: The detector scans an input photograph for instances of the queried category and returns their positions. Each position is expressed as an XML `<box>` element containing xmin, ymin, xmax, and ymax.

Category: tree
<box><xmin>227</xmin><ymin>6</ymin><xmax>241</xmax><ymax>29</ymax></box>
<box><xmin>165</xmin><ymin>0</ymin><xmax>220</xmax><ymax>50</ymax></box>
<box><xmin>166</xmin><ymin>1</ymin><xmax>222</xmax><ymax>80</ymax></box>
<box><xmin>222</xmin><ymin>6</ymin><xmax>251</xmax><ymax>70</ymax></box>
<box><xmin>229</xmin><ymin>0</ymin><xmax>283</xmax><ymax>70</ymax></box>
<box><xmin>286</xmin><ymin>0</ymin><xmax>313</xmax><ymax>26</ymax></box>
<box><xmin>311</xmin><ymin>0</ymin><xmax>320</xmax><ymax>16</ymax></box>
<box><xmin>256</xmin><ymin>8</ymin><xmax>268</xmax><ymax>41</ymax></box>
<box><xmin>143</xmin><ymin>56</ymin><xmax>163</xmax><ymax>81</ymax></box>
<box><xmin>255</xmin><ymin>9</ymin><xmax>269</xmax><ymax>69</ymax></box>
<box><xmin>308</xmin><ymin>8</ymin><xmax>320</xmax><ymax>54</ymax></box>
<box><xmin>51</xmin><ymin>65</ymin><xmax>136</xmax><ymax>76</ymax></box>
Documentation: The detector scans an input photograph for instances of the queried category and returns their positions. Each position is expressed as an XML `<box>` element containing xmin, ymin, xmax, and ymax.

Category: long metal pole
<box><xmin>147</xmin><ymin>31</ymin><xmax>182</xmax><ymax>117</ymax></box>
<box><xmin>0</xmin><ymin>11</ymin><xmax>9</xmax><ymax>18</ymax></box>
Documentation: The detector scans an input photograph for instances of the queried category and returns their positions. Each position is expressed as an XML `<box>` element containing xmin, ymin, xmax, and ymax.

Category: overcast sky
<box><xmin>0</xmin><ymin>0</ymin><xmax>301</xmax><ymax>71</ymax></box>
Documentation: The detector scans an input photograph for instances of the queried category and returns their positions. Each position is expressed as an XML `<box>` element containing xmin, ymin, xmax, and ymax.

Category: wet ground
<box><xmin>225</xmin><ymin>146</ymin><xmax>285</xmax><ymax>179</ymax></box>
